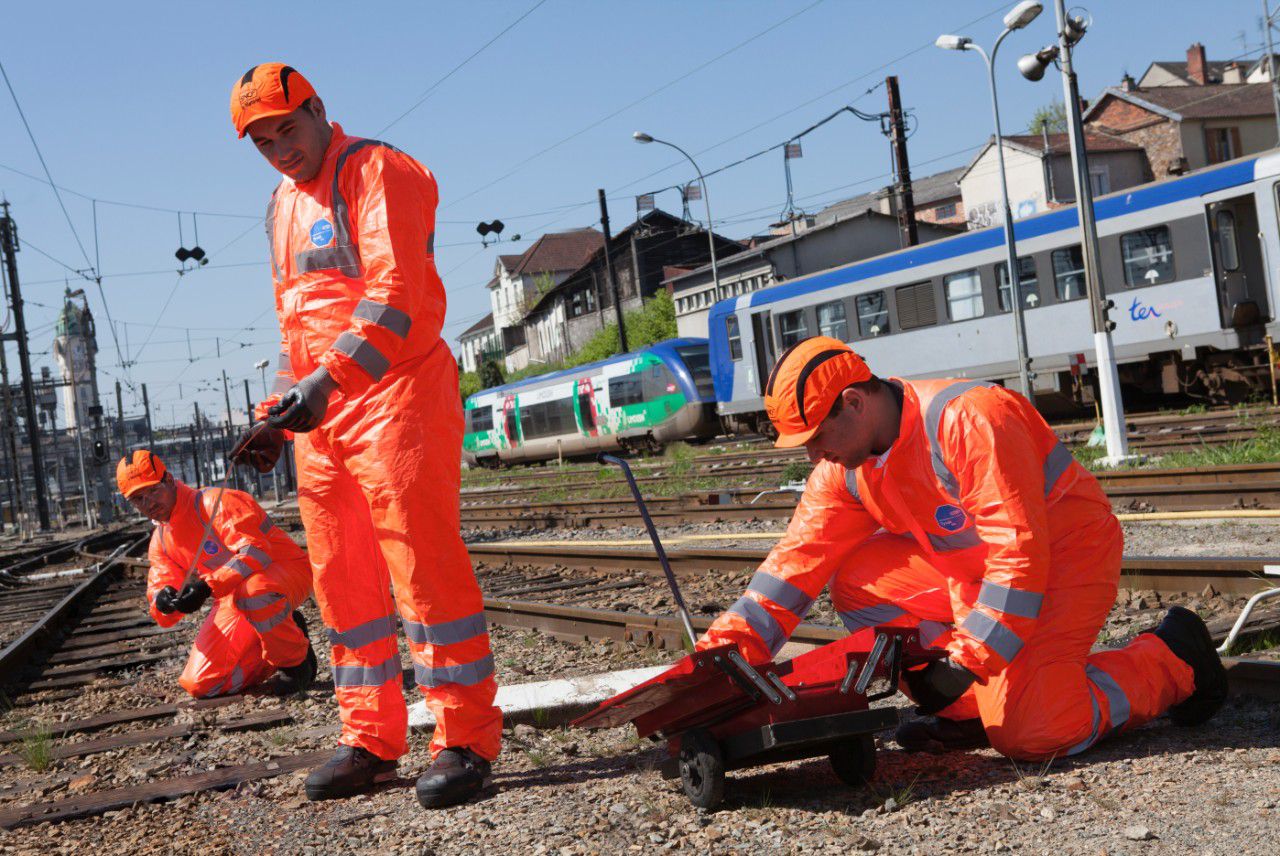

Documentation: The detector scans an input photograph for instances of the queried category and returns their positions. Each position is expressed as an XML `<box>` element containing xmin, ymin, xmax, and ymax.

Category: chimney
<box><xmin>1222</xmin><ymin>61</ymin><xmax>1244</xmax><ymax>84</ymax></box>
<box><xmin>1121</xmin><ymin>73</ymin><xmax>1136</xmax><ymax>92</ymax></box>
<box><xmin>1187</xmin><ymin>42</ymin><xmax>1207</xmax><ymax>85</ymax></box>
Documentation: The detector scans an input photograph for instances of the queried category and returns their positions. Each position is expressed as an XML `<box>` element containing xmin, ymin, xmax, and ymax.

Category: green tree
<box><xmin>479</xmin><ymin>358</ymin><xmax>505</xmax><ymax>389</ymax></box>
<box><xmin>1029</xmin><ymin>99</ymin><xmax>1067</xmax><ymax>135</ymax></box>
<box><xmin>459</xmin><ymin>369</ymin><xmax>483</xmax><ymax>402</ymax></box>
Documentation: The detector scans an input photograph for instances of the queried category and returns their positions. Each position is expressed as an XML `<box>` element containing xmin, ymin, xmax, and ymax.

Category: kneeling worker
<box><xmin>700</xmin><ymin>337</ymin><xmax>1227</xmax><ymax>761</ymax></box>
<box><xmin>117</xmin><ymin>450</ymin><xmax>316</xmax><ymax>698</ymax></box>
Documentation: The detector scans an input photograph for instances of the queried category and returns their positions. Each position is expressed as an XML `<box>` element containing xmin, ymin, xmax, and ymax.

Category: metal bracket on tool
<box><xmin>725</xmin><ymin>649</ymin><xmax>784</xmax><ymax>705</ymax></box>
<box><xmin>867</xmin><ymin>635</ymin><xmax>904</xmax><ymax>702</ymax></box>
<box><xmin>841</xmin><ymin>632</ymin><xmax>888</xmax><ymax>695</ymax></box>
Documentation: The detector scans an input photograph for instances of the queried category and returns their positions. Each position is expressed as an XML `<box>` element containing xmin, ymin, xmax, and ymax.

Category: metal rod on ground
<box><xmin>597</xmin><ymin>189</ymin><xmax>628</xmax><ymax>354</ymax></box>
<box><xmin>598</xmin><ymin>453</ymin><xmax>698</xmax><ymax>647</ymax></box>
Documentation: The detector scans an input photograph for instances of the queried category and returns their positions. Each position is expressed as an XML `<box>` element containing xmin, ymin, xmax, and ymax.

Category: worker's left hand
<box><xmin>267</xmin><ymin>367</ymin><xmax>338</xmax><ymax>433</ymax></box>
<box><xmin>175</xmin><ymin>578</ymin><xmax>213</xmax><ymax>614</ymax></box>
<box><xmin>903</xmin><ymin>658</ymin><xmax>977</xmax><ymax>715</ymax></box>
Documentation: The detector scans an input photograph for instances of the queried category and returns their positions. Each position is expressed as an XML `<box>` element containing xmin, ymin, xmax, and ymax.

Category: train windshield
<box><xmin>674</xmin><ymin>344</ymin><xmax>715</xmax><ymax>399</ymax></box>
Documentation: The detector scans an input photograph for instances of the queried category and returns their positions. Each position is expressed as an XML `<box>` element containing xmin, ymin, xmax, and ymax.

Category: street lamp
<box><xmin>936</xmin><ymin>0</ymin><xmax>1043</xmax><ymax>400</ymax></box>
<box><xmin>1017</xmin><ymin>2</ymin><xmax>1134</xmax><ymax>464</ymax></box>
<box><xmin>254</xmin><ymin>358</ymin><xmax>270</xmax><ymax>398</ymax></box>
<box><xmin>632</xmin><ymin>131</ymin><xmax>722</xmax><ymax>305</ymax></box>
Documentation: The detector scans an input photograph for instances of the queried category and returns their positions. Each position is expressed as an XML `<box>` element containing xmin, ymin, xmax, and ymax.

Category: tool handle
<box><xmin>182</xmin><ymin>421</ymin><xmax>270</xmax><ymax>588</ymax></box>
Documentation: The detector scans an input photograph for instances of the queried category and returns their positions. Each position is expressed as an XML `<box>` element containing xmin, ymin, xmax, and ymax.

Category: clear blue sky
<box><xmin>0</xmin><ymin>0</ymin><xmax>1270</xmax><ymax>428</ymax></box>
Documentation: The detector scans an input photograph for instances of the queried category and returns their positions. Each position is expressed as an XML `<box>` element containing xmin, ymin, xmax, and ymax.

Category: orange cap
<box><xmin>764</xmin><ymin>336</ymin><xmax>872</xmax><ymax>448</ymax></box>
<box><xmin>230</xmin><ymin>63</ymin><xmax>317</xmax><ymax>138</ymax></box>
<box><xmin>116</xmin><ymin>450</ymin><xmax>167</xmax><ymax>497</ymax></box>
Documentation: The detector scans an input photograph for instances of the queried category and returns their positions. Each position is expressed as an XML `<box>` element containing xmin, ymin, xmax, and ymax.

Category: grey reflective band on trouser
<box><xmin>844</xmin><ymin>470</ymin><xmax>861</xmax><ymax>503</ymax></box>
<box><xmin>976</xmin><ymin>580</ymin><xmax>1044</xmax><ymax>620</ymax></box>
<box><xmin>402</xmin><ymin>612</ymin><xmax>487</xmax><ymax>647</ymax></box>
<box><xmin>1043</xmin><ymin>441</ymin><xmax>1074</xmax><ymax>495</ymax></box>
<box><xmin>727</xmin><ymin>596</ymin><xmax>786</xmax><ymax>656</ymax></box>
<box><xmin>959</xmin><ymin>609</ymin><xmax>1025</xmax><ymax>663</ymax></box>
<box><xmin>330</xmin><ymin>138</ymin><xmax>400</xmax><ymax>247</ymax></box>
<box><xmin>295</xmin><ymin>244</ymin><xmax>361</xmax><ymax>277</ymax></box>
<box><xmin>918</xmin><ymin>620</ymin><xmax>951</xmax><ymax>647</ymax></box>
<box><xmin>838</xmin><ymin>603</ymin><xmax>906</xmax><ymax>632</ymax></box>
<box><xmin>354</xmin><ymin>299</ymin><xmax>412</xmax><ymax>339</ymax></box>
<box><xmin>248</xmin><ymin>605</ymin><xmax>293</xmax><ymax>634</ymax></box>
<box><xmin>414</xmin><ymin>653</ymin><xmax>495</xmax><ymax>688</ymax></box>
<box><xmin>209</xmin><ymin>665</ymin><xmax>245</xmax><ymax>697</ymax></box>
<box><xmin>926</xmin><ymin>527</ymin><xmax>983</xmax><ymax>552</ymax></box>
<box><xmin>333</xmin><ymin>332</ymin><xmax>391</xmax><ymax>381</ymax></box>
<box><xmin>327</xmin><ymin>614</ymin><xmax>398</xmax><ymax>650</ymax></box>
<box><xmin>235</xmin><ymin>592</ymin><xmax>284</xmax><ymax>611</ymax></box>
<box><xmin>745</xmin><ymin>572</ymin><xmax>813</xmax><ymax>621</ymax></box>
<box><xmin>923</xmin><ymin>380</ymin><xmax>994</xmax><ymax>496</ymax></box>
<box><xmin>1067</xmin><ymin>664</ymin><xmax>1132</xmax><ymax>754</ymax></box>
<box><xmin>333</xmin><ymin>655</ymin><xmax>404</xmax><ymax>688</ymax></box>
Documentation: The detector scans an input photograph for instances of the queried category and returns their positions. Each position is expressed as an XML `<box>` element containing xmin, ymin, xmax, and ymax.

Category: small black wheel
<box><xmin>678</xmin><ymin>728</ymin><xmax>725</xmax><ymax>810</ymax></box>
<box><xmin>829</xmin><ymin>734</ymin><xmax>877</xmax><ymax>788</ymax></box>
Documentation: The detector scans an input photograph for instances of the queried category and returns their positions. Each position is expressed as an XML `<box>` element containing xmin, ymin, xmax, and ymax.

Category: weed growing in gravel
<box><xmin>520</xmin><ymin>632</ymin><xmax>539</xmax><ymax>649</ymax></box>
<box><xmin>663</xmin><ymin>443</ymin><xmax>695</xmax><ymax>476</ymax></box>
<box><xmin>19</xmin><ymin>723</ymin><xmax>53</xmax><ymax>772</ymax></box>
<box><xmin>870</xmin><ymin>772</ymin><xmax>921</xmax><ymax>808</ymax></box>
<box><xmin>1225</xmin><ymin>627</ymin><xmax>1280</xmax><ymax>656</ymax></box>
<box><xmin>531</xmin><ymin>707</ymin><xmax>552</xmax><ymax>728</ymax></box>
<box><xmin>779</xmin><ymin>460</ymin><xmax>813</xmax><ymax>484</ymax></box>
<box><xmin>1010</xmin><ymin>755</ymin><xmax>1056</xmax><ymax>790</ymax></box>
<box><xmin>526</xmin><ymin>749</ymin><xmax>550</xmax><ymax>768</ymax></box>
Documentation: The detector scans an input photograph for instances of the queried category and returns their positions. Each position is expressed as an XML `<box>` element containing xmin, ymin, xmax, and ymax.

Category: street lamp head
<box><xmin>1018</xmin><ymin>45</ymin><xmax>1060</xmax><ymax>81</ymax></box>
<box><xmin>1003</xmin><ymin>0</ymin><xmax>1043</xmax><ymax>30</ymax></box>
<box><xmin>253</xmin><ymin>358</ymin><xmax>269</xmax><ymax>370</ymax></box>
<box><xmin>935</xmin><ymin>34</ymin><xmax>972</xmax><ymax>51</ymax></box>
<box><xmin>632</xmin><ymin>131</ymin><xmax>654</xmax><ymax>144</ymax></box>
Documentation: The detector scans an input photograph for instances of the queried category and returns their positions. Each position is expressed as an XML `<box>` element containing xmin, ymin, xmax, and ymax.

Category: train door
<box><xmin>751</xmin><ymin>311</ymin><xmax>776</xmax><ymax>394</ymax></box>
<box><xmin>501</xmin><ymin>395</ymin><xmax>520</xmax><ymax>448</ymax></box>
<box><xmin>576</xmin><ymin>377</ymin><xmax>599</xmax><ymax>437</ymax></box>
<box><xmin>1207</xmin><ymin>195</ymin><xmax>1269</xmax><ymax>330</ymax></box>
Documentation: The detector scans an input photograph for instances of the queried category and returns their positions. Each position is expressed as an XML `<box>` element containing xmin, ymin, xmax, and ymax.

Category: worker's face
<box><xmin>803</xmin><ymin>388</ymin><xmax>877</xmax><ymax>470</ymax></box>
<box><xmin>246</xmin><ymin>100</ymin><xmax>331</xmax><ymax>182</ymax></box>
<box><xmin>125</xmin><ymin>478</ymin><xmax>177</xmax><ymax>522</ymax></box>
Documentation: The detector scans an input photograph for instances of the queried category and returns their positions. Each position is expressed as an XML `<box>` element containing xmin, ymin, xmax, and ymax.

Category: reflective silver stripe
<box><xmin>844</xmin><ymin>470</ymin><xmax>861</xmax><ymax>503</ymax></box>
<box><xmin>926</xmin><ymin>527</ymin><xmax>983</xmax><ymax>552</ymax></box>
<box><xmin>1066</xmin><ymin>692</ymin><xmax>1102</xmax><ymax>755</ymax></box>
<box><xmin>331</xmin><ymin>138</ymin><xmax>398</xmax><ymax>247</ymax></box>
<box><xmin>976</xmin><ymin>581</ymin><xmax>1044</xmax><ymax>620</ymax></box>
<box><xmin>923</xmin><ymin>380</ymin><xmax>994</xmax><ymax>496</ymax></box>
<box><xmin>959</xmin><ymin>609</ymin><xmax>1025</xmax><ymax>663</ymax></box>
<box><xmin>745</xmin><ymin>572</ymin><xmax>813</xmax><ymax>621</ymax></box>
<box><xmin>265</xmin><ymin>193</ymin><xmax>281</xmax><ymax>280</ymax></box>
<box><xmin>402</xmin><ymin>612</ymin><xmax>487</xmax><ymax>647</ymax></box>
<box><xmin>838</xmin><ymin>603</ymin><xmax>906</xmax><ymax>632</ymax></box>
<box><xmin>239</xmin><ymin>545</ymin><xmax>272</xmax><ymax>567</ymax></box>
<box><xmin>1043</xmin><ymin>441</ymin><xmax>1073</xmax><ymax>496</ymax></box>
<box><xmin>1085</xmin><ymin>663</ymin><xmax>1131</xmax><ymax>731</ymax></box>
<box><xmin>333</xmin><ymin>332</ymin><xmax>390</xmax><ymax>381</ymax></box>
<box><xmin>918</xmin><ymin>620</ymin><xmax>951</xmax><ymax>647</ymax></box>
<box><xmin>248</xmin><ymin>606</ymin><xmax>293</xmax><ymax>634</ymax></box>
<box><xmin>295</xmin><ymin>244</ymin><xmax>361</xmax><ymax>276</ymax></box>
<box><xmin>227</xmin><ymin>558</ymin><xmax>254</xmax><ymax>579</ymax></box>
<box><xmin>259</xmin><ymin>514</ymin><xmax>274</xmax><ymax>534</ymax></box>
<box><xmin>328</xmin><ymin>614</ymin><xmax>398</xmax><ymax>649</ymax></box>
<box><xmin>413</xmin><ymin>653</ymin><xmax>495</xmax><ymax>688</ymax></box>
<box><xmin>272</xmin><ymin>351</ymin><xmax>293</xmax><ymax>394</ymax></box>
<box><xmin>332</xmin><ymin>655</ymin><xmax>403</xmax><ymax>688</ymax></box>
<box><xmin>727</xmin><ymin>596</ymin><xmax>786</xmax><ymax>656</ymax></box>
<box><xmin>235</xmin><ymin>592</ymin><xmax>284</xmax><ymax>611</ymax></box>
<box><xmin>225</xmin><ymin>666</ymin><xmax>245</xmax><ymax>695</ymax></box>
<box><xmin>354</xmin><ymin>299</ymin><xmax>412</xmax><ymax>338</ymax></box>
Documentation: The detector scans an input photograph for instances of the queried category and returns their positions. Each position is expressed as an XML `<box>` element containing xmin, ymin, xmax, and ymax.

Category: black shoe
<box><xmin>416</xmin><ymin>747</ymin><xmax>492</xmax><ymax>809</ymax></box>
<box><xmin>304</xmin><ymin>745</ymin><xmax>398</xmax><ymax>801</ymax></box>
<box><xmin>279</xmin><ymin>644</ymin><xmax>317</xmax><ymax>694</ymax></box>
<box><xmin>292</xmin><ymin>609</ymin><xmax>309</xmax><ymax>636</ymax></box>
<box><xmin>894</xmin><ymin>716</ymin><xmax>989</xmax><ymax>753</ymax></box>
<box><xmin>1149</xmin><ymin>606</ymin><xmax>1228</xmax><ymax>726</ymax></box>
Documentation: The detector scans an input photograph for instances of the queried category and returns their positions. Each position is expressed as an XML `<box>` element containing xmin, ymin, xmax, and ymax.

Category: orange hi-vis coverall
<box><xmin>255</xmin><ymin>123</ymin><xmax>501</xmax><ymax>762</ymax></box>
<box><xmin>702</xmin><ymin>379</ymin><xmax>1197</xmax><ymax>760</ymax></box>
<box><xmin>146</xmin><ymin>482</ymin><xmax>312</xmax><ymax>698</ymax></box>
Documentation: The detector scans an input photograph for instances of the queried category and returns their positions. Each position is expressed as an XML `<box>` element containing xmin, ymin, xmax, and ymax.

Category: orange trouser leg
<box><xmin>830</xmin><ymin>532</ymin><xmax>979</xmax><ymax>721</ymax></box>
<box><xmin>233</xmin><ymin>560</ymin><xmax>312</xmax><ymax>670</ymax></box>
<box><xmin>179</xmin><ymin>598</ymin><xmax>276</xmax><ymax>698</ymax></box>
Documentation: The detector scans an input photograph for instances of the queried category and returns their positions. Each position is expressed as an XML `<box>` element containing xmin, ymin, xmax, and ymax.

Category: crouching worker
<box><xmin>700</xmin><ymin>337</ymin><xmax>1228</xmax><ymax>762</ymax></box>
<box><xmin>117</xmin><ymin>450</ymin><xmax>317</xmax><ymax>698</ymax></box>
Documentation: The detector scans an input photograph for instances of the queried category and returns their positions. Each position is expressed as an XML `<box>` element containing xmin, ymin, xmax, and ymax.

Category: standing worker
<box><xmin>227</xmin><ymin>63</ymin><xmax>501</xmax><ymax>807</ymax></box>
<box><xmin>700</xmin><ymin>337</ymin><xmax>1227</xmax><ymax>760</ymax></box>
<box><xmin>117</xmin><ymin>451</ymin><xmax>316</xmax><ymax>698</ymax></box>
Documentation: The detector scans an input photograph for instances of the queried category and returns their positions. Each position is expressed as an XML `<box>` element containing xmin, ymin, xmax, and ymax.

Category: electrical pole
<box><xmin>115</xmin><ymin>380</ymin><xmax>126</xmax><ymax>457</ymax></box>
<box><xmin>598</xmin><ymin>189</ymin><xmax>629</xmax><ymax>354</ymax></box>
<box><xmin>0</xmin><ymin>344</ymin><xmax>25</xmax><ymax>532</ymax></box>
<box><xmin>141</xmin><ymin>382</ymin><xmax>154</xmax><ymax>449</ymax></box>
<box><xmin>885</xmin><ymin>76</ymin><xmax>918</xmax><ymax>248</ymax></box>
<box><xmin>191</xmin><ymin>403</ymin><xmax>203</xmax><ymax>486</ymax></box>
<box><xmin>0</xmin><ymin>202</ymin><xmax>50</xmax><ymax>530</ymax></box>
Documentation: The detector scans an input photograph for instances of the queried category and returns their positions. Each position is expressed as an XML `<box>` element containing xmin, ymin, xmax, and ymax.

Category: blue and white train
<box><xmin>709</xmin><ymin>151</ymin><xmax>1280</xmax><ymax>434</ymax></box>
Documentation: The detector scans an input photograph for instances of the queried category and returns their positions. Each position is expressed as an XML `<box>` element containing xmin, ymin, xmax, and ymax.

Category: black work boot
<box><xmin>416</xmin><ymin>747</ymin><xmax>493</xmax><ymax>809</ymax></box>
<box><xmin>894</xmin><ymin>716</ymin><xmax>990</xmax><ymax>753</ymax></box>
<box><xmin>304</xmin><ymin>746</ymin><xmax>398</xmax><ymax>801</ymax></box>
<box><xmin>1148</xmin><ymin>606</ymin><xmax>1229</xmax><ymax>726</ymax></box>
<box><xmin>277</xmin><ymin>611</ymin><xmax>317</xmax><ymax>694</ymax></box>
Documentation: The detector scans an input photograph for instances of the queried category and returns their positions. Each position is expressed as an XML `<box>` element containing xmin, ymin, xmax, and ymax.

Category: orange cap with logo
<box><xmin>230</xmin><ymin>63</ymin><xmax>317</xmax><ymax>138</ymax></box>
<box><xmin>116</xmin><ymin>450</ymin><xmax>168</xmax><ymax>497</ymax></box>
<box><xmin>764</xmin><ymin>336</ymin><xmax>872</xmax><ymax>448</ymax></box>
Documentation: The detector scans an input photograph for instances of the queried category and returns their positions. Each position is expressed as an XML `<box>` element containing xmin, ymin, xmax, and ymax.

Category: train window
<box><xmin>995</xmin><ymin>256</ymin><xmax>1040</xmax><ymax>311</ymax></box>
<box><xmin>608</xmin><ymin>375</ymin><xmax>645</xmax><ymax>407</ymax></box>
<box><xmin>675</xmin><ymin>344</ymin><xmax>716</xmax><ymax>399</ymax></box>
<box><xmin>725</xmin><ymin>315</ymin><xmax>743</xmax><ymax>361</ymax></box>
<box><xmin>856</xmin><ymin>292</ymin><xmax>890</xmax><ymax>336</ymax></box>
<box><xmin>1215</xmin><ymin>210</ymin><xmax>1239</xmax><ymax>272</ymax></box>
<box><xmin>466</xmin><ymin>406</ymin><xmax>494</xmax><ymax>433</ymax></box>
<box><xmin>642</xmin><ymin>364</ymin><xmax>678</xmax><ymax>399</ymax></box>
<box><xmin>816</xmin><ymin>300</ymin><xmax>849</xmax><ymax>341</ymax></box>
<box><xmin>944</xmin><ymin>270</ymin><xmax>983</xmax><ymax>321</ymax></box>
<box><xmin>777</xmin><ymin>310</ymin><xmax>809</xmax><ymax>348</ymax></box>
<box><xmin>1052</xmin><ymin>246</ymin><xmax>1086</xmax><ymax>301</ymax></box>
<box><xmin>518</xmin><ymin>397</ymin><xmax>578</xmax><ymax>440</ymax></box>
<box><xmin>1120</xmin><ymin>226</ymin><xmax>1175</xmax><ymax>286</ymax></box>
<box><xmin>895</xmin><ymin>281</ymin><xmax>937</xmax><ymax>330</ymax></box>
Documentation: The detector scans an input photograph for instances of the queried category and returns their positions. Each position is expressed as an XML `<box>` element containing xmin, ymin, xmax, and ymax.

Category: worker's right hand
<box><xmin>175</xmin><ymin>579</ymin><xmax>213</xmax><ymax>614</ymax></box>
<box><xmin>230</xmin><ymin>423</ymin><xmax>286</xmax><ymax>473</ymax></box>
<box><xmin>154</xmin><ymin>586</ymin><xmax>179</xmax><ymax>615</ymax></box>
<box><xmin>267</xmin><ymin>367</ymin><xmax>338</xmax><ymax>433</ymax></box>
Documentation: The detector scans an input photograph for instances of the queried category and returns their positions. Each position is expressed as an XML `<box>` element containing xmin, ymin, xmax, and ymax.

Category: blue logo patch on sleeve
<box><xmin>202</xmin><ymin>539</ymin><xmax>219</xmax><ymax>555</ymax></box>
<box><xmin>309</xmin><ymin>219</ymin><xmax>334</xmax><ymax>247</ymax></box>
<box><xmin>934</xmin><ymin>504</ymin><xmax>967</xmax><ymax>532</ymax></box>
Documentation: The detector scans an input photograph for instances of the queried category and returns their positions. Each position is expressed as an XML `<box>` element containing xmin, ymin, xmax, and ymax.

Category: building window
<box><xmin>934</xmin><ymin>202</ymin><xmax>957</xmax><ymax>219</ymax></box>
<box><xmin>777</xmin><ymin>309</ymin><xmax>809</xmax><ymax>348</ymax></box>
<box><xmin>816</xmin><ymin>300</ymin><xmax>849</xmax><ymax>341</ymax></box>
<box><xmin>1205</xmin><ymin>126</ymin><xmax>1240</xmax><ymax>164</ymax></box>
<box><xmin>1120</xmin><ymin>226</ymin><xmax>1175</xmax><ymax>286</ymax></box>
<box><xmin>995</xmin><ymin>256</ymin><xmax>1040</xmax><ymax>311</ymax></box>
<box><xmin>726</xmin><ymin>314</ymin><xmax>743</xmax><ymax>360</ymax></box>
<box><xmin>1089</xmin><ymin>165</ymin><xmax>1111</xmax><ymax>197</ymax></box>
<box><xmin>856</xmin><ymin>292</ymin><xmax>889</xmax><ymax>337</ymax></box>
<box><xmin>1052</xmin><ymin>246</ymin><xmax>1086</xmax><ymax>300</ymax></box>
<box><xmin>944</xmin><ymin>269</ymin><xmax>984</xmax><ymax>320</ymax></box>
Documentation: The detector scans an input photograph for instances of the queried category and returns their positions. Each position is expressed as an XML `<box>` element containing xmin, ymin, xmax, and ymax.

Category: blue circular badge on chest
<box><xmin>309</xmin><ymin>218</ymin><xmax>334</xmax><ymax>247</ymax></box>
<box><xmin>202</xmin><ymin>539</ymin><xmax>218</xmax><ymax>556</ymax></box>
<box><xmin>934</xmin><ymin>504</ymin><xmax>967</xmax><ymax>532</ymax></box>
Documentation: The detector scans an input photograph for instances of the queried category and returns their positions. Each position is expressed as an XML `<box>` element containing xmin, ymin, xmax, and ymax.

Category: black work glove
<box><xmin>175</xmin><ymin>578</ymin><xmax>213</xmax><ymax>614</ymax></box>
<box><xmin>267</xmin><ymin>367</ymin><xmax>338</xmax><ymax>433</ymax></box>
<box><xmin>903</xmin><ymin>658</ymin><xmax>977</xmax><ymax>715</ymax></box>
<box><xmin>153</xmin><ymin>586</ymin><xmax>179</xmax><ymax>615</ymax></box>
<box><xmin>230</xmin><ymin>423</ymin><xmax>286</xmax><ymax>473</ymax></box>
